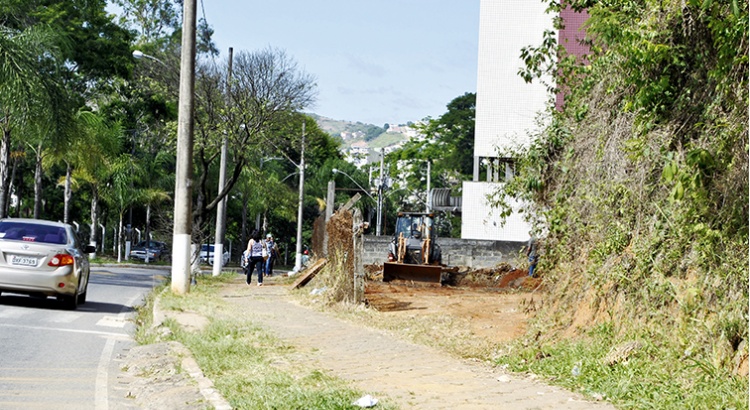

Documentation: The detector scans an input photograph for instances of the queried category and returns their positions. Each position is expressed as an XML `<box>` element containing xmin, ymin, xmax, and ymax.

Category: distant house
<box><xmin>386</xmin><ymin>123</ymin><xmax>423</xmax><ymax>139</ymax></box>
<box><xmin>385</xmin><ymin>124</ymin><xmax>404</xmax><ymax>134</ymax></box>
<box><xmin>340</xmin><ymin>130</ymin><xmax>366</xmax><ymax>140</ymax></box>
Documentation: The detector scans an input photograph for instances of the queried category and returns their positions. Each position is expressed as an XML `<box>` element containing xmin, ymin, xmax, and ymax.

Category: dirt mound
<box><xmin>364</xmin><ymin>262</ymin><xmax>543</xmax><ymax>291</ymax></box>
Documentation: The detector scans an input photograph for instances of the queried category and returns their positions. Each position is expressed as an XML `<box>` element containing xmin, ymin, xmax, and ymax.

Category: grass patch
<box><xmin>146</xmin><ymin>273</ymin><xmax>398</xmax><ymax>410</ymax></box>
<box><xmin>495</xmin><ymin>328</ymin><xmax>748</xmax><ymax>409</ymax></box>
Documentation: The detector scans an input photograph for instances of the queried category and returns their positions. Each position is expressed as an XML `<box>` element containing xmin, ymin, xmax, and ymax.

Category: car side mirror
<box><xmin>83</xmin><ymin>245</ymin><xmax>97</xmax><ymax>253</ymax></box>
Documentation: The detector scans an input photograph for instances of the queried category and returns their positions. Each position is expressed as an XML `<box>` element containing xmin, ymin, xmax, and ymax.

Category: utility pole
<box><xmin>323</xmin><ymin>179</ymin><xmax>335</xmax><ymax>257</ymax></box>
<box><xmin>376</xmin><ymin>148</ymin><xmax>384</xmax><ymax>236</ymax></box>
<box><xmin>171</xmin><ymin>0</ymin><xmax>197</xmax><ymax>294</ymax></box>
<box><xmin>294</xmin><ymin>123</ymin><xmax>306</xmax><ymax>272</ymax></box>
<box><xmin>426</xmin><ymin>160</ymin><xmax>431</xmax><ymax>212</ymax></box>
<box><xmin>213</xmin><ymin>47</ymin><xmax>233</xmax><ymax>277</ymax></box>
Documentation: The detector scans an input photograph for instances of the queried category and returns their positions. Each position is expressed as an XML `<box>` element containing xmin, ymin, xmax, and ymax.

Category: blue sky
<box><xmin>203</xmin><ymin>1</ymin><xmax>480</xmax><ymax>126</ymax></box>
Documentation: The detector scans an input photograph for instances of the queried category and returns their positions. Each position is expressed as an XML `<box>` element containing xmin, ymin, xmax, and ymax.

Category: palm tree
<box><xmin>71</xmin><ymin>111</ymin><xmax>124</xmax><ymax>249</ymax></box>
<box><xmin>0</xmin><ymin>24</ymin><xmax>68</xmax><ymax>218</ymax></box>
<box><xmin>139</xmin><ymin>187</ymin><xmax>171</xmax><ymax>261</ymax></box>
<box><xmin>101</xmin><ymin>155</ymin><xmax>143</xmax><ymax>262</ymax></box>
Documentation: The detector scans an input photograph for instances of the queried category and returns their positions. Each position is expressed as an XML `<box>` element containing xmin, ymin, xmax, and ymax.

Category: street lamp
<box><xmin>332</xmin><ymin>168</ymin><xmax>375</xmax><ymax>200</ymax></box>
<box><xmin>132</xmin><ymin>50</ymin><xmax>168</xmax><ymax>67</ymax></box>
<box><xmin>332</xmin><ymin>168</ymin><xmax>385</xmax><ymax>236</ymax></box>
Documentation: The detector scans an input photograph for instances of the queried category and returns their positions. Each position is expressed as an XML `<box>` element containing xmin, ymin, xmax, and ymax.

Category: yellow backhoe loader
<box><xmin>383</xmin><ymin>212</ymin><xmax>445</xmax><ymax>283</ymax></box>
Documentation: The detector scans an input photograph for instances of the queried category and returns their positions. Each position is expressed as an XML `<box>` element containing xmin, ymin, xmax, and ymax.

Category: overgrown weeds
<box><xmin>487</xmin><ymin>1</ymin><xmax>748</xmax><ymax>407</ymax></box>
<box><xmin>143</xmin><ymin>273</ymin><xmax>397</xmax><ymax>410</ymax></box>
<box><xmin>496</xmin><ymin>326</ymin><xmax>748</xmax><ymax>410</ymax></box>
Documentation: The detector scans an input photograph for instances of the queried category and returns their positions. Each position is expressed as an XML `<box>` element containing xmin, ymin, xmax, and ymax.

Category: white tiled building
<box><xmin>460</xmin><ymin>0</ymin><xmax>553</xmax><ymax>241</ymax></box>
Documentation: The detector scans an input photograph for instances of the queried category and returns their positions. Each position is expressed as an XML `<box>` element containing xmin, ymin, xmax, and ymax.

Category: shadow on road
<box><xmin>0</xmin><ymin>293</ymin><xmax>135</xmax><ymax>314</ymax></box>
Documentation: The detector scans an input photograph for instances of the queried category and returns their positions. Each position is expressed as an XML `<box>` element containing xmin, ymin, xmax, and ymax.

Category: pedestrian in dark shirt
<box><xmin>245</xmin><ymin>230</ymin><xmax>266</xmax><ymax>286</ymax></box>
<box><xmin>526</xmin><ymin>231</ymin><xmax>539</xmax><ymax>277</ymax></box>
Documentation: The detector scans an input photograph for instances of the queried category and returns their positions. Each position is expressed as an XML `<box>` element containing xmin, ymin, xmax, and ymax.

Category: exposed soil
<box><xmin>363</xmin><ymin>263</ymin><xmax>544</xmax><ymax>345</ymax></box>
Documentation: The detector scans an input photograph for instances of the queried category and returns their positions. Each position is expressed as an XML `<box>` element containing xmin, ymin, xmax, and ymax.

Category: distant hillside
<box><xmin>308</xmin><ymin>113</ymin><xmax>409</xmax><ymax>150</ymax></box>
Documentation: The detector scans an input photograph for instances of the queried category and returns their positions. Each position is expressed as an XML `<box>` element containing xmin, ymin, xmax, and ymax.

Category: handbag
<box><xmin>240</xmin><ymin>250</ymin><xmax>249</xmax><ymax>268</ymax></box>
<box><xmin>261</xmin><ymin>245</ymin><xmax>268</xmax><ymax>260</ymax></box>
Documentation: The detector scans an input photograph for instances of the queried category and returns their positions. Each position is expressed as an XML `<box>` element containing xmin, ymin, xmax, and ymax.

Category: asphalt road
<box><xmin>0</xmin><ymin>265</ymin><xmax>167</xmax><ymax>410</ymax></box>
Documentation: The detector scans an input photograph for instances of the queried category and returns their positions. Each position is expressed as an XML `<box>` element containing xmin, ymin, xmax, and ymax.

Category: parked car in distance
<box><xmin>0</xmin><ymin>218</ymin><xmax>95</xmax><ymax>310</ymax></box>
<box><xmin>199</xmin><ymin>244</ymin><xmax>229</xmax><ymax>266</ymax></box>
<box><xmin>129</xmin><ymin>240</ymin><xmax>169</xmax><ymax>262</ymax></box>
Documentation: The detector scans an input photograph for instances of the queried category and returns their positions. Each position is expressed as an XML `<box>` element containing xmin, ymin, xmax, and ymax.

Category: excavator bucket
<box><xmin>383</xmin><ymin>262</ymin><xmax>443</xmax><ymax>283</ymax></box>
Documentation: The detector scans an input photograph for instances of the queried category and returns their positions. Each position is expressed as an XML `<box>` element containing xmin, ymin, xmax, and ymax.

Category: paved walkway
<box><xmin>218</xmin><ymin>279</ymin><xmax>616</xmax><ymax>410</ymax></box>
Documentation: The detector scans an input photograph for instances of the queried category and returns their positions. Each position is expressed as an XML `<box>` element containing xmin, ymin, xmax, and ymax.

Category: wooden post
<box><xmin>352</xmin><ymin>208</ymin><xmax>365</xmax><ymax>304</ymax></box>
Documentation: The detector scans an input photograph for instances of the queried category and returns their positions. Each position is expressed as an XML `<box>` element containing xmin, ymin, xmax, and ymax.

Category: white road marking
<box><xmin>0</xmin><ymin>323</ymin><xmax>130</xmax><ymax>339</ymax></box>
<box><xmin>96</xmin><ymin>316</ymin><xmax>127</xmax><ymax>328</ymax></box>
<box><xmin>95</xmin><ymin>337</ymin><xmax>116</xmax><ymax>410</ymax></box>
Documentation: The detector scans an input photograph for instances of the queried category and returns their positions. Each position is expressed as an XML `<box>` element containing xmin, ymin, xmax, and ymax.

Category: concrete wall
<box><xmin>362</xmin><ymin>235</ymin><xmax>526</xmax><ymax>269</ymax></box>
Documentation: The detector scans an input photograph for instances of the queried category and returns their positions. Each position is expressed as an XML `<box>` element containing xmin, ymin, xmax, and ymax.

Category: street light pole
<box><xmin>426</xmin><ymin>160</ymin><xmax>431</xmax><ymax>212</ymax></box>
<box><xmin>213</xmin><ymin>47</ymin><xmax>233</xmax><ymax>277</ymax></box>
<box><xmin>377</xmin><ymin>148</ymin><xmax>385</xmax><ymax>236</ymax></box>
<box><xmin>171</xmin><ymin>0</ymin><xmax>197</xmax><ymax>294</ymax></box>
<box><xmin>294</xmin><ymin>123</ymin><xmax>306</xmax><ymax>273</ymax></box>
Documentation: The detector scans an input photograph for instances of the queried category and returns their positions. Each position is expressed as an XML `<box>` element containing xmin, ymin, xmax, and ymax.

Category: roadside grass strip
<box><xmin>152</xmin><ymin>273</ymin><xmax>398</xmax><ymax>410</ymax></box>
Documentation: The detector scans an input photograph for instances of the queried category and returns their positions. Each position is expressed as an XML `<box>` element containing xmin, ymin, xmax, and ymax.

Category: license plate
<box><xmin>10</xmin><ymin>255</ymin><xmax>37</xmax><ymax>267</ymax></box>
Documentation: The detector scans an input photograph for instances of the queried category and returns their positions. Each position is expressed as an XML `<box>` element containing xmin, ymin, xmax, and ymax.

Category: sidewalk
<box><xmin>214</xmin><ymin>277</ymin><xmax>616</xmax><ymax>410</ymax></box>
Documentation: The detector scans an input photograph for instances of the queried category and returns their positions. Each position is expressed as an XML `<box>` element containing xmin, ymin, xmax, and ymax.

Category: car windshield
<box><xmin>0</xmin><ymin>221</ymin><xmax>68</xmax><ymax>245</ymax></box>
<box><xmin>137</xmin><ymin>241</ymin><xmax>163</xmax><ymax>248</ymax></box>
<box><xmin>201</xmin><ymin>245</ymin><xmax>215</xmax><ymax>252</ymax></box>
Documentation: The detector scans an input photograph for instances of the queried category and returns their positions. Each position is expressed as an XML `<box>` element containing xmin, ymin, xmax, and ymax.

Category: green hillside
<box><xmin>308</xmin><ymin>113</ymin><xmax>408</xmax><ymax>149</ymax></box>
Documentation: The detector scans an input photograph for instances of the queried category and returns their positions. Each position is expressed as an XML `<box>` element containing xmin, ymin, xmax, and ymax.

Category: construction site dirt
<box><xmin>362</xmin><ymin>263</ymin><xmax>543</xmax><ymax>345</ymax></box>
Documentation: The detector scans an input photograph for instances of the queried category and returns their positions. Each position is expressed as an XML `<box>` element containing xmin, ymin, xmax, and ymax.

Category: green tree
<box><xmin>71</xmin><ymin>111</ymin><xmax>125</xmax><ymax>247</ymax></box>
<box><xmin>188</xmin><ymin>48</ymin><xmax>316</xmax><ymax>237</ymax></box>
<box><xmin>0</xmin><ymin>24</ymin><xmax>69</xmax><ymax>218</ymax></box>
<box><xmin>414</xmin><ymin>92</ymin><xmax>475</xmax><ymax>177</ymax></box>
<box><xmin>114</xmin><ymin>0</ymin><xmax>216</xmax><ymax>55</ymax></box>
<box><xmin>0</xmin><ymin>0</ymin><xmax>133</xmax><ymax>81</ymax></box>
<box><xmin>101</xmin><ymin>154</ymin><xmax>144</xmax><ymax>262</ymax></box>
<box><xmin>384</xmin><ymin>92</ymin><xmax>475</xmax><ymax>222</ymax></box>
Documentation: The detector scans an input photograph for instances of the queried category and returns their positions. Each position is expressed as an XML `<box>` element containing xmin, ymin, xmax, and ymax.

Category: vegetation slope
<box><xmin>494</xmin><ymin>1</ymin><xmax>748</xmax><ymax>407</ymax></box>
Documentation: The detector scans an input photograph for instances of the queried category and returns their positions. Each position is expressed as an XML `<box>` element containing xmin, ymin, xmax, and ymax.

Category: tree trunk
<box><xmin>241</xmin><ymin>199</ymin><xmax>248</xmax><ymax>250</ymax></box>
<box><xmin>90</xmin><ymin>188</ymin><xmax>98</xmax><ymax>249</ymax></box>
<box><xmin>7</xmin><ymin>143</ymin><xmax>19</xmax><ymax>217</ymax></box>
<box><xmin>63</xmin><ymin>162</ymin><xmax>72</xmax><ymax>224</ymax></box>
<box><xmin>0</xmin><ymin>126</ymin><xmax>12</xmax><ymax>219</ymax></box>
<box><xmin>145</xmin><ymin>203</ymin><xmax>151</xmax><ymax>263</ymax></box>
<box><xmin>352</xmin><ymin>208</ymin><xmax>365</xmax><ymax>304</ymax></box>
<box><xmin>117</xmin><ymin>213</ymin><xmax>124</xmax><ymax>263</ymax></box>
<box><xmin>34</xmin><ymin>143</ymin><xmax>42</xmax><ymax>219</ymax></box>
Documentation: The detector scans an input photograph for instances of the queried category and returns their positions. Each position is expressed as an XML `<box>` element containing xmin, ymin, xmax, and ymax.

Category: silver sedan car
<box><xmin>0</xmin><ymin>218</ymin><xmax>95</xmax><ymax>310</ymax></box>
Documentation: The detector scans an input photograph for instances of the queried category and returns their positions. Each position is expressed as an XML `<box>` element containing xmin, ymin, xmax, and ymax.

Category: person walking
<box><xmin>263</xmin><ymin>233</ymin><xmax>276</xmax><ymax>277</ymax></box>
<box><xmin>245</xmin><ymin>230</ymin><xmax>267</xmax><ymax>286</ymax></box>
<box><xmin>526</xmin><ymin>231</ymin><xmax>539</xmax><ymax>277</ymax></box>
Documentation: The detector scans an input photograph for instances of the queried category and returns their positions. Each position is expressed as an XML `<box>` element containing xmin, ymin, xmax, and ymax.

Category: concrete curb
<box><xmin>152</xmin><ymin>291</ymin><xmax>232</xmax><ymax>410</ymax></box>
